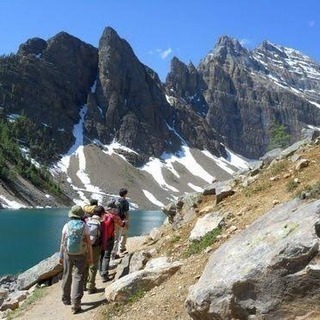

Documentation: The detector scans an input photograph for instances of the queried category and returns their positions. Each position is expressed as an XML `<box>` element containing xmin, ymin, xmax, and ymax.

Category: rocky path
<box><xmin>18</xmin><ymin>275</ymin><xmax>107</xmax><ymax>320</ymax></box>
<box><xmin>14</xmin><ymin>236</ymin><xmax>147</xmax><ymax>320</ymax></box>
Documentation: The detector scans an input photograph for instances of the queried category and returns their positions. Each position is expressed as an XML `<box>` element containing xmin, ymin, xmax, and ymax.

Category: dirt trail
<box><xmin>18</xmin><ymin>276</ymin><xmax>107</xmax><ymax>320</ymax></box>
<box><xmin>14</xmin><ymin>236</ymin><xmax>147</xmax><ymax>320</ymax></box>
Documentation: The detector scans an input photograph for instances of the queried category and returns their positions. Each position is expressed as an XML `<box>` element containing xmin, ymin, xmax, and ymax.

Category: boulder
<box><xmin>189</xmin><ymin>212</ymin><xmax>224</xmax><ymax>241</ymax></box>
<box><xmin>0</xmin><ymin>298</ymin><xmax>19</xmax><ymax>312</ymax></box>
<box><xmin>215</xmin><ymin>180</ymin><xmax>235</xmax><ymax>204</ymax></box>
<box><xmin>185</xmin><ymin>199</ymin><xmax>320</xmax><ymax>319</ymax></box>
<box><xmin>105</xmin><ymin>257</ymin><xmax>182</xmax><ymax>302</ymax></box>
<box><xmin>115</xmin><ymin>250</ymin><xmax>151</xmax><ymax>280</ymax></box>
<box><xmin>17</xmin><ymin>252</ymin><xmax>62</xmax><ymax>290</ymax></box>
<box><xmin>149</xmin><ymin>227</ymin><xmax>163</xmax><ymax>241</ymax></box>
<box><xmin>162</xmin><ymin>193</ymin><xmax>202</xmax><ymax>228</ymax></box>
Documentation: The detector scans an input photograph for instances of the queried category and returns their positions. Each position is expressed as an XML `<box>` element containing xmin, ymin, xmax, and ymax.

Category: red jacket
<box><xmin>100</xmin><ymin>211</ymin><xmax>124</xmax><ymax>251</ymax></box>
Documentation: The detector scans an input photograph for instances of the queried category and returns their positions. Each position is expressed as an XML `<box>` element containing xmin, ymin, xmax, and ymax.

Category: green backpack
<box><xmin>65</xmin><ymin>220</ymin><xmax>86</xmax><ymax>255</ymax></box>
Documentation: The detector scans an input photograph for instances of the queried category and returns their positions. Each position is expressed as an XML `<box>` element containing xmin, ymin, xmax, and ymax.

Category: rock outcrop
<box><xmin>1</xmin><ymin>27</ymin><xmax>320</xmax><ymax>209</ymax></box>
<box><xmin>166</xmin><ymin>36</ymin><xmax>320</xmax><ymax>159</ymax></box>
<box><xmin>185</xmin><ymin>198</ymin><xmax>320</xmax><ymax>319</ymax></box>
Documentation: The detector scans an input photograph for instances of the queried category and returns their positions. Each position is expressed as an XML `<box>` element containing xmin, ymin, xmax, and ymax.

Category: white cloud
<box><xmin>240</xmin><ymin>38</ymin><xmax>251</xmax><ymax>47</ymax></box>
<box><xmin>148</xmin><ymin>47</ymin><xmax>172</xmax><ymax>60</ymax></box>
<box><xmin>308</xmin><ymin>20</ymin><xmax>316</xmax><ymax>27</ymax></box>
<box><xmin>160</xmin><ymin>48</ymin><xmax>172</xmax><ymax>59</ymax></box>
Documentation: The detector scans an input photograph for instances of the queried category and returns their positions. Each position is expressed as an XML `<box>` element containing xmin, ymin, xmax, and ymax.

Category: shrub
<box><xmin>286</xmin><ymin>179</ymin><xmax>299</xmax><ymax>192</ymax></box>
<box><xmin>184</xmin><ymin>228</ymin><xmax>221</xmax><ymax>258</ymax></box>
<box><xmin>268</xmin><ymin>123</ymin><xmax>291</xmax><ymax>150</ymax></box>
<box><xmin>244</xmin><ymin>182</ymin><xmax>272</xmax><ymax>197</ymax></box>
<box><xmin>298</xmin><ymin>181</ymin><xmax>320</xmax><ymax>199</ymax></box>
<box><xmin>269</xmin><ymin>161</ymin><xmax>287</xmax><ymax>175</ymax></box>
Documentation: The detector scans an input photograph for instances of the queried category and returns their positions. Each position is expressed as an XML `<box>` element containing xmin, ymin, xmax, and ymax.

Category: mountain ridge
<box><xmin>0</xmin><ymin>26</ymin><xmax>320</xmax><ymax>209</ymax></box>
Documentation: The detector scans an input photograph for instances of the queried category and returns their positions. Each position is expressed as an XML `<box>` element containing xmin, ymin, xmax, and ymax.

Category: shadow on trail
<box><xmin>81</xmin><ymin>297</ymin><xmax>108</xmax><ymax>313</ymax></box>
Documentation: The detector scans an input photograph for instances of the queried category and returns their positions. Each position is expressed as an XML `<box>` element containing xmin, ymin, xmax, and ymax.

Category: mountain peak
<box><xmin>17</xmin><ymin>37</ymin><xmax>47</xmax><ymax>56</ymax></box>
<box><xmin>217</xmin><ymin>35</ymin><xmax>241</xmax><ymax>46</ymax></box>
<box><xmin>49</xmin><ymin>31</ymin><xmax>82</xmax><ymax>43</ymax></box>
<box><xmin>202</xmin><ymin>35</ymin><xmax>248</xmax><ymax>64</ymax></box>
<box><xmin>257</xmin><ymin>40</ymin><xmax>287</xmax><ymax>58</ymax></box>
<box><xmin>215</xmin><ymin>35</ymin><xmax>246</xmax><ymax>54</ymax></box>
<box><xmin>101</xmin><ymin>26</ymin><xmax>120</xmax><ymax>39</ymax></box>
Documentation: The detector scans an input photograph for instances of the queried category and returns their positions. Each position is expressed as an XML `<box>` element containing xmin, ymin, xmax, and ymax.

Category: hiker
<box><xmin>100</xmin><ymin>204</ymin><xmax>125</xmax><ymax>282</ymax></box>
<box><xmin>82</xmin><ymin>198</ymin><xmax>98</xmax><ymax>216</ymax></box>
<box><xmin>59</xmin><ymin>205</ymin><xmax>93</xmax><ymax>314</ymax></box>
<box><xmin>85</xmin><ymin>205</ymin><xmax>105</xmax><ymax>294</ymax></box>
<box><xmin>117</xmin><ymin>188</ymin><xmax>130</xmax><ymax>253</ymax></box>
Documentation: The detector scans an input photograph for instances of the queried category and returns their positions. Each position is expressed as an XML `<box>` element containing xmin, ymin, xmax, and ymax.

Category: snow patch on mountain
<box><xmin>52</xmin><ymin>103</ymin><xmax>251</xmax><ymax>208</ymax></box>
<box><xmin>0</xmin><ymin>195</ymin><xmax>26</xmax><ymax>209</ymax></box>
<box><xmin>142</xmin><ymin>190</ymin><xmax>164</xmax><ymax>207</ymax></box>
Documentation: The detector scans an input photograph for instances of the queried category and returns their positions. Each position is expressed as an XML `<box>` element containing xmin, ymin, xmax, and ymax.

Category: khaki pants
<box><xmin>86</xmin><ymin>245</ymin><xmax>101</xmax><ymax>290</ymax></box>
<box><xmin>120</xmin><ymin>225</ymin><xmax>128</xmax><ymax>251</ymax></box>
<box><xmin>112</xmin><ymin>225</ymin><xmax>122</xmax><ymax>257</ymax></box>
<box><xmin>61</xmin><ymin>253</ymin><xmax>86</xmax><ymax>308</ymax></box>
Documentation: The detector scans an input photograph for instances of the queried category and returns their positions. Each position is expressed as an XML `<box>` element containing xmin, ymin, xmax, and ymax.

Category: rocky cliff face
<box><xmin>1</xmin><ymin>28</ymin><xmax>320</xmax><ymax>209</ymax></box>
<box><xmin>166</xmin><ymin>36</ymin><xmax>320</xmax><ymax>158</ymax></box>
<box><xmin>0</xmin><ymin>32</ymin><xmax>98</xmax><ymax>162</ymax></box>
<box><xmin>84</xmin><ymin>27</ymin><xmax>225</xmax><ymax>166</ymax></box>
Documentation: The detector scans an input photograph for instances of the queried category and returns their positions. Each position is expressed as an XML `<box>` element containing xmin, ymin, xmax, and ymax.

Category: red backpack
<box><xmin>101</xmin><ymin>213</ymin><xmax>115</xmax><ymax>249</ymax></box>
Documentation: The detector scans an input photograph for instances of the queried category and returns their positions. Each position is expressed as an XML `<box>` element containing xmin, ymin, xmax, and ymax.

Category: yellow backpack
<box><xmin>82</xmin><ymin>204</ymin><xmax>97</xmax><ymax>215</ymax></box>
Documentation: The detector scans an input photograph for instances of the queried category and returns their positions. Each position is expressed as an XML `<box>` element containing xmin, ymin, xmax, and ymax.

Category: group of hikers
<box><xmin>58</xmin><ymin>188</ymin><xmax>130</xmax><ymax>314</ymax></box>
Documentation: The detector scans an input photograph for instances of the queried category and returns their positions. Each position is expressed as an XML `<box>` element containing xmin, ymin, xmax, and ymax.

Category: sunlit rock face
<box><xmin>1</xmin><ymin>28</ymin><xmax>320</xmax><ymax>209</ymax></box>
<box><xmin>166</xmin><ymin>36</ymin><xmax>320</xmax><ymax>159</ymax></box>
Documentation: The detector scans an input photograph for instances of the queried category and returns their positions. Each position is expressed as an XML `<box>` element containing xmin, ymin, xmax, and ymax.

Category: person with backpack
<box><xmin>59</xmin><ymin>205</ymin><xmax>93</xmax><ymax>314</ymax></box>
<box><xmin>85</xmin><ymin>205</ymin><xmax>104</xmax><ymax>294</ymax></box>
<box><xmin>100</xmin><ymin>204</ymin><xmax>125</xmax><ymax>282</ymax></box>
<box><xmin>117</xmin><ymin>188</ymin><xmax>130</xmax><ymax>253</ymax></box>
<box><xmin>82</xmin><ymin>198</ymin><xmax>98</xmax><ymax>216</ymax></box>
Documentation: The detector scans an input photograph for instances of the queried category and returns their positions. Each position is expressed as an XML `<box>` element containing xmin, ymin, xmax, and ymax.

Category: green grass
<box><xmin>184</xmin><ymin>228</ymin><xmax>221</xmax><ymax>258</ymax></box>
<box><xmin>286</xmin><ymin>179</ymin><xmax>299</xmax><ymax>192</ymax></box>
<box><xmin>127</xmin><ymin>289</ymin><xmax>146</xmax><ymax>303</ymax></box>
<box><xmin>297</xmin><ymin>181</ymin><xmax>320</xmax><ymax>199</ymax></box>
<box><xmin>101</xmin><ymin>288</ymin><xmax>146</xmax><ymax>319</ymax></box>
<box><xmin>6</xmin><ymin>287</ymin><xmax>47</xmax><ymax>320</ymax></box>
<box><xmin>269</xmin><ymin>161</ymin><xmax>287</xmax><ymax>176</ymax></box>
<box><xmin>169</xmin><ymin>235</ymin><xmax>181</xmax><ymax>244</ymax></box>
<box><xmin>244</xmin><ymin>181</ymin><xmax>272</xmax><ymax>197</ymax></box>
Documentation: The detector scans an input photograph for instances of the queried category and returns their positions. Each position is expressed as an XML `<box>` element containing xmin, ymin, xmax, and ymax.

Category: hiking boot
<box><xmin>102</xmin><ymin>275</ymin><xmax>114</xmax><ymax>282</ymax></box>
<box><xmin>88</xmin><ymin>288</ymin><xmax>97</xmax><ymax>294</ymax></box>
<box><xmin>71</xmin><ymin>306</ymin><xmax>82</xmax><ymax>314</ymax></box>
<box><xmin>108</xmin><ymin>263</ymin><xmax>117</xmax><ymax>270</ymax></box>
<box><xmin>62</xmin><ymin>298</ymin><xmax>71</xmax><ymax>305</ymax></box>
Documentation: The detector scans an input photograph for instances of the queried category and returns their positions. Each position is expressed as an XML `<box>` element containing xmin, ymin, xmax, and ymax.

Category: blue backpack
<box><xmin>65</xmin><ymin>220</ymin><xmax>86</xmax><ymax>255</ymax></box>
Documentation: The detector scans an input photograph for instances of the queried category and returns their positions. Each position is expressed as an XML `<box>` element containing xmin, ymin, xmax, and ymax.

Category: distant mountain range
<box><xmin>0</xmin><ymin>27</ymin><xmax>320</xmax><ymax>209</ymax></box>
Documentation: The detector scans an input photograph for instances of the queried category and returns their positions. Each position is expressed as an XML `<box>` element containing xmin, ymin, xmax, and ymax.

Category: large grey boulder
<box><xmin>185</xmin><ymin>199</ymin><xmax>320</xmax><ymax>319</ymax></box>
<box><xmin>17</xmin><ymin>252</ymin><xmax>62</xmax><ymax>290</ymax></box>
<box><xmin>189</xmin><ymin>212</ymin><xmax>224</xmax><ymax>241</ymax></box>
<box><xmin>114</xmin><ymin>250</ymin><xmax>152</xmax><ymax>280</ymax></box>
<box><xmin>105</xmin><ymin>257</ymin><xmax>182</xmax><ymax>302</ymax></box>
<box><xmin>162</xmin><ymin>193</ymin><xmax>202</xmax><ymax>228</ymax></box>
<box><xmin>215</xmin><ymin>180</ymin><xmax>235</xmax><ymax>204</ymax></box>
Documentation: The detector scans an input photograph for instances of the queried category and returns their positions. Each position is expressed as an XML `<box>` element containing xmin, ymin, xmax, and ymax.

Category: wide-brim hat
<box><xmin>68</xmin><ymin>205</ymin><xmax>84</xmax><ymax>219</ymax></box>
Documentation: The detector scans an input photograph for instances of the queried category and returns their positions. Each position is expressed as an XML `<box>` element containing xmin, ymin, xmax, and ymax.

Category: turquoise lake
<box><xmin>0</xmin><ymin>208</ymin><xmax>166</xmax><ymax>277</ymax></box>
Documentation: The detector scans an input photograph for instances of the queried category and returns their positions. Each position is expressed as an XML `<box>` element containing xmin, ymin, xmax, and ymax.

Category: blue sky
<box><xmin>1</xmin><ymin>0</ymin><xmax>319</xmax><ymax>81</ymax></box>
